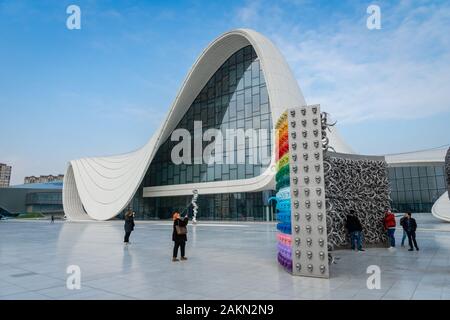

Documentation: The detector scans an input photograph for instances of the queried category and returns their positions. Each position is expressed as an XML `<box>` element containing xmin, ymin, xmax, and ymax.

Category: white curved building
<box><xmin>63</xmin><ymin>29</ymin><xmax>352</xmax><ymax>221</ymax></box>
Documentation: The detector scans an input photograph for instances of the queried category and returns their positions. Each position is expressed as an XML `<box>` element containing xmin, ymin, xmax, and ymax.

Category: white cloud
<box><xmin>235</xmin><ymin>0</ymin><xmax>450</xmax><ymax>123</ymax></box>
<box><xmin>236</xmin><ymin>0</ymin><xmax>261</xmax><ymax>24</ymax></box>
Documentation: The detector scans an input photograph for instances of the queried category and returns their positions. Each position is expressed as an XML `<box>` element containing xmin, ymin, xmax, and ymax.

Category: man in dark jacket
<box><xmin>345</xmin><ymin>210</ymin><xmax>365</xmax><ymax>251</ymax></box>
<box><xmin>405</xmin><ymin>212</ymin><xmax>419</xmax><ymax>251</ymax></box>
<box><xmin>124</xmin><ymin>210</ymin><xmax>135</xmax><ymax>245</ymax></box>
<box><xmin>172</xmin><ymin>212</ymin><xmax>189</xmax><ymax>261</ymax></box>
<box><xmin>400</xmin><ymin>213</ymin><xmax>408</xmax><ymax>247</ymax></box>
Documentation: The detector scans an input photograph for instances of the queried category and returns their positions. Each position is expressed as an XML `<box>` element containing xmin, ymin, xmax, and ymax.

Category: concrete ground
<box><xmin>1</xmin><ymin>213</ymin><xmax>450</xmax><ymax>300</ymax></box>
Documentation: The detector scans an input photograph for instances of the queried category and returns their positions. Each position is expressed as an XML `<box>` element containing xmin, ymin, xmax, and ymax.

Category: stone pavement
<box><xmin>1</xmin><ymin>214</ymin><xmax>449</xmax><ymax>300</ymax></box>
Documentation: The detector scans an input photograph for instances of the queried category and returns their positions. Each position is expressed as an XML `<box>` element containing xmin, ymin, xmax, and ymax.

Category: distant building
<box><xmin>0</xmin><ymin>181</ymin><xmax>63</xmax><ymax>217</ymax></box>
<box><xmin>24</xmin><ymin>174</ymin><xmax>64</xmax><ymax>184</ymax></box>
<box><xmin>0</xmin><ymin>163</ymin><xmax>12</xmax><ymax>188</ymax></box>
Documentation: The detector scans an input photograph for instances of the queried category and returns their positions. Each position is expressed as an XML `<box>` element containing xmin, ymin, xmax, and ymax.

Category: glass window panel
<box><xmin>244</xmin><ymin>88</ymin><xmax>252</xmax><ymax>104</ymax></box>
<box><xmin>229</xmin><ymin>100</ymin><xmax>237</xmax><ymax>118</ymax></box>
<box><xmin>413</xmin><ymin>190</ymin><xmax>421</xmax><ymax>203</ymax></box>
<box><xmin>229</xmin><ymin>69</ymin><xmax>236</xmax><ymax>85</ymax></box>
<box><xmin>429</xmin><ymin>189</ymin><xmax>441</xmax><ymax>202</ymax></box>
<box><xmin>260</xmin><ymin>86</ymin><xmax>268</xmax><ymax>104</ymax></box>
<box><xmin>389</xmin><ymin>181</ymin><xmax>397</xmax><ymax>191</ymax></box>
<box><xmin>238</xmin><ymin>165</ymin><xmax>245</xmax><ymax>179</ymax></box>
<box><xmin>261</xmin><ymin>103</ymin><xmax>269</xmax><ymax>114</ymax></box>
<box><xmin>187</xmin><ymin>166</ymin><xmax>193</xmax><ymax>182</ymax></box>
<box><xmin>419</xmin><ymin>177</ymin><xmax>428</xmax><ymax>189</ymax></box>
<box><xmin>395</xmin><ymin>167</ymin><xmax>403</xmax><ymax>178</ymax></box>
<box><xmin>426</xmin><ymin>166</ymin><xmax>435</xmax><ymax>176</ymax></box>
<box><xmin>410</xmin><ymin>166</ymin><xmax>419</xmax><ymax>177</ymax></box>
<box><xmin>419</xmin><ymin>166</ymin><xmax>427</xmax><ymax>177</ymax></box>
<box><xmin>214</xmin><ymin>165</ymin><xmax>222</xmax><ymax>180</ymax></box>
<box><xmin>402</xmin><ymin>167</ymin><xmax>411</xmax><ymax>178</ymax></box>
<box><xmin>388</xmin><ymin>168</ymin><xmax>396</xmax><ymax>180</ymax></box>
<box><xmin>252</xmin><ymin>60</ymin><xmax>260</xmax><ymax>78</ymax></box>
<box><xmin>237</xmin><ymin>94</ymin><xmax>244</xmax><ymax>110</ymax></box>
<box><xmin>261</xmin><ymin>119</ymin><xmax>270</xmax><ymax>130</ymax></box>
<box><xmin>244</xmin><ymin>69</ymin><xmax>252</xmax><ymax>88</ymax></box>
<box><xmin>236</xmin><ymin>49</ymin><xmax>243</xmax><ymax>63</ymax></box>
<box><xmin>260</xmin><ymin>70</ymin><xmax>265</xmax><ymax>85</ymax></box>
<box><xmin>436</xmin><ymin>176</ymin><xmax>445</xmax><ymax>189</ymax></box>
<box><xmin>245</xmin><ymin>104</ymin><xmax>252</xmax><ymax>119</ymax></box>
<box><xmin>253</xmin><ymin>115</ymin><xmax>261</xmax><ymax>129</ymax></box>
<box><xmin>412</xmin><ymin>177</ymin><xmax>420</xmax><ymax>190</ymax></box>
<box><xmin>207</xmin><ymin>166</ymin><xmax>214</xmax><ymax>181</ymax></box>
<box><xmin>428</xmin><ymin>177</ymin><xmax>437</xmax><ymax>189</ymax></box>
<box><xmin>404</xmin><ymin>178</ymin><xmax>412</xmax><ymax>191</ymax></box>
<box><xmin>404</xmin><ymin>191</ymin><xmax>414</xmax><ymax>203</ymax></box>
<box><xmin>435</xmin><ymin>166</ymin><xmax>444</xmax><ymax>176</ymax></box>
<box><xmin>421</xmin><ymin>189</ymin><xmax>430</xmax><ymax>202</ymax></box>
<box><xmin>230</xmin><ymin>169</ymin><xmax>237</xmax><ymax>180</ymax></box>
<box><xmin>252</xmin><ymin>94</ymin><xmax>260</xmax><ymax>113</ymax></box>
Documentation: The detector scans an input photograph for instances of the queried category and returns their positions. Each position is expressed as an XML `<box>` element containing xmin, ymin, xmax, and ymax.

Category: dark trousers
<box><xmin>387</xmin><ymin>228</ymin><xmax>396</xmax><ymax>247</ymax></box>
<box><xmin>173</xmin><ymin>240</ymin><xmax>186</xmax><ymax>258</ymax></box>
<box><xmin>124</xmin><ymin>231</ymin><xmax>131</xmax><ymax>243</ymax></box>
<box><xmin>407</xmin><ymin>231</ymin><xmax>419</xmax><ymax>250</ymax></box>
<box><xmin>350</xmin><ymin>231</ymin><xmax>362</xmax><ymax>250</ymax></box>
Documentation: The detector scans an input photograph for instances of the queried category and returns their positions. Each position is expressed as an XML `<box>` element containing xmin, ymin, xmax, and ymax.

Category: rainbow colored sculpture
<box><xmin>269</xmin><ymin>111</ymin><xmax>293</xmax><ymax>272</ymax></box>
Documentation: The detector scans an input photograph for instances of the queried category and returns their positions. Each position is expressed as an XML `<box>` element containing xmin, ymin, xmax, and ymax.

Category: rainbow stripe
<box><xmin>271</xmin><ymin>111</ymin><xmax>293</xmax><ymax>272</ymax></box>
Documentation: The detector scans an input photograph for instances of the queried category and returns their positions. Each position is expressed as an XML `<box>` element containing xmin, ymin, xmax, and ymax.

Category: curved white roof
<box><xmin>385</xmin><ymin>147</ymin><xmax>447</xmax><ymax>165</ymax></box>
<box><xmin>63</xmin><ymin>28</ymin><xmax>353</xmax><ymax>221</ymax></box>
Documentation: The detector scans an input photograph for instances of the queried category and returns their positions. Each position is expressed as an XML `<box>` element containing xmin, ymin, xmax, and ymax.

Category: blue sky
<box><xmin>1</xmin><ymin>0</ymin><xmax>449</xmax><ymax>184</ymax></box>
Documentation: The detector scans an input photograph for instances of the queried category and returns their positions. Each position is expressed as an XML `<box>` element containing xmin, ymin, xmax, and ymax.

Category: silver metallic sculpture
<box><xmin>191</xmin><ymin>189</ymin><xmax>199</xmax><ymax>224</ymax></box>
<box><xmin>323</xmin><ymin>156</ymin><xmax>391</xmax><ymax>248</ymax></box>
<box><xmin>320</xmin><ymin>113</ymin><xmax>390</xmax><ymax>249</ymax></box>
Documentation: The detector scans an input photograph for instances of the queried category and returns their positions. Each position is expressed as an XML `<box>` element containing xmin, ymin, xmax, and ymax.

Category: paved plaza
<box><xmin>1</xmin><ymin>214</ymin><xmax>450</xmax><ymax>300</ymax></box>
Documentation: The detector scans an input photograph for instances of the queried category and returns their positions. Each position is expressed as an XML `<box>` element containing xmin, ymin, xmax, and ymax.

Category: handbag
<box><xmin>175</xmin><ymin>222</ymin><xmax>187</xmax><ymax>235</ymax></box>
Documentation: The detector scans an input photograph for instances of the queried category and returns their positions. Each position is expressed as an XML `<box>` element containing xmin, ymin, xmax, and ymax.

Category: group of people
<box><xmin>346</xmin><ymin>210</ymin><xmax>419</xmax><ymax>252</ymax></box>
<box><xmin>122</xmin><ymin>207</ymin><xmax>420</xmax><ymax>260</ymax></box>
<box><xmin>123</xmin><ymin>209</ymin><xmax>190</xmax><ymax>261</ymax></box>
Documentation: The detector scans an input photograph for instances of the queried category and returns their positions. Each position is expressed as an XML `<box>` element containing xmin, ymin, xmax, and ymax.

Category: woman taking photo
<box><xmin>172</xmin><ymin>212</ymin><xmax>188</xmax><ymax>261</ymax></box>
<box><xmin>124</xmin><ymin>210</ymin><xmax>135</xmax><ymax>245</ymax></box>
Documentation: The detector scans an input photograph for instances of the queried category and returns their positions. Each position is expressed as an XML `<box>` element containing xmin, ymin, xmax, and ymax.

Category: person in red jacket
<box><xmin>384</xmin><ymin>210</ymin><xmax>396</xmax><ymax>248</ymax></box>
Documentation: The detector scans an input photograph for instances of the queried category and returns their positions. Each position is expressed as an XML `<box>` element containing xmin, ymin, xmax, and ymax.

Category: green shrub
<box><xmin>17</xmin><ymin>212</ymin><xmax>45</xmax><ymax>219</ymax></box>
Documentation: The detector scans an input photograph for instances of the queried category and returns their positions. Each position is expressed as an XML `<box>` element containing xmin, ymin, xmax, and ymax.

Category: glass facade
<box><xmin>388</xmin><ymin>164</ymin><xmax>447</xmax><ymax>212</ymax></box>
<box><xmin>144</xmin><ymin>45</ymin><xmax>272</xmax><ymax>187</ymax></box>
<box><xmin>125</xmin><ymin>45</ymin><xmax>274</xmax><ymax>221</ymax></box>
<box><xmin>128</xmin><ymin>191</ymin><xmax>274</xmax><ymax>221</ymax></box>
<box><xmin>25</xmin><ymin>191</ymin><xmax>63</xmax><ymax>214</ymax></box>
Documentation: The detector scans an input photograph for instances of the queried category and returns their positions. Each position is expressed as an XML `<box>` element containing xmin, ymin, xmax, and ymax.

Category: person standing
<box><xmin>405</xmin><ymin>212</ymin><xmax>419</xmax><ymax>251</ymax></box>
<box><xmin>384</xmin><ymin>210</ymin><xmax>397</xmax><ymax>249</ymax></box>
<box><xmin>124</xmin><ymin>210</ymin><xmax>135</xmax><ymax>245</ymax></box>
<box><xmin>400</xmin><ymin>213</ymin><xmax>408</xmax><ymax>247</ymax></box>
<box><xmin>51</xmin><ymin>215</ymin><xmax>54</xmax><ymax>224</ymax></box>
<box><xmin>172</xmin><ymin>212</ymin><xmax>188</xmax><ymax>261</ymax></box>
<box><xmin>345</xmin><ymin>210</ymin><xmax>365</xmax><ymax>252</ymax></box>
